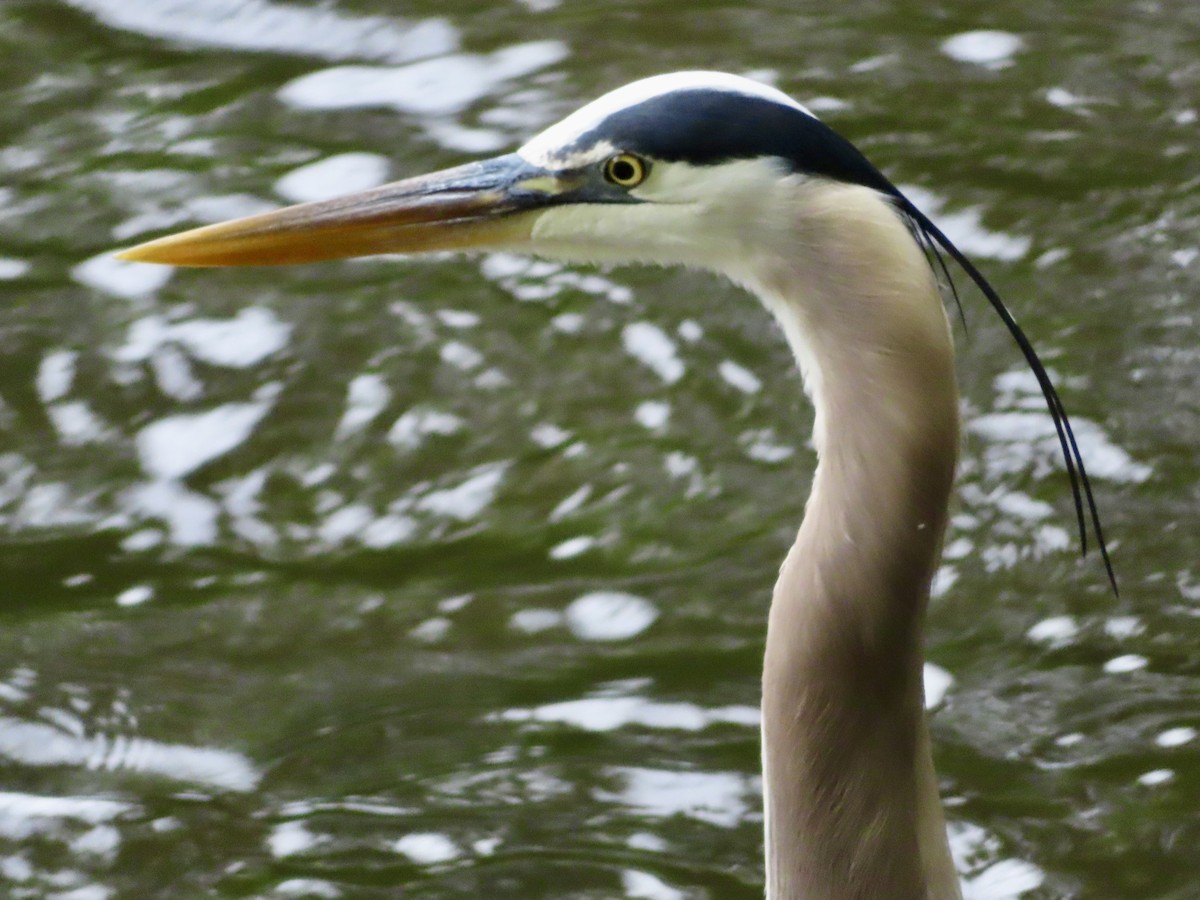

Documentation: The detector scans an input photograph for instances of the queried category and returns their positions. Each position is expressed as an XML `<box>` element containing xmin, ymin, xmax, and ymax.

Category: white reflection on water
<box><xmin>598</xmin><ymin>767</ymin><xmax>753</xmax><ymax>829</ymax></box>
<box><xmin>148</xmin><ymin>345</ymin><xmax>203</xmax><ymax>402</ymax></box>
<box><xmin>533</xmin><ymin>423</ymin><xmax>573</xmax><ymax>451</ymax></box>
<box><xmin>335</xmin><ymin>373</ymin><xmax>391</xmax><ymax>438</ymax></box>
<box><xmin>956</xmin><ymin>365</ymin><xmax>1151</xmax><ymax>574</ymax></box>
<box><xmin>218</xmin><ymin>467</ymin><xmax>273</xmax><ymax>547</ymax></box>
<box><xmin>37</xmin><ymin>350</ymin><xmax>77</xmax><ymax>404</ymax></box>
<box><xmin>73</xmin><ymin>253</ymin><xmax>173</xmax><ymax>300</ymax></box>
<box><xmin>64</xmin><ymin>0</ymin><xmax>457</xmax><ymax>64</ymax></box>
<box><xmin>565</xmin><ymin>591</ymin><xmax>658</xmax><ymax>641</ymax></box>
<box><xmin>439</xmin><ymin>340</ymin><xmax>483</xmax><ymax>371</ymax></box>
<box><xmin>115</xmin><ymin>585</ymin><xmax>154</xmax><ymax>608</ymax></box>
<box><xmin>360</xmin><ymin>514</ymin><xmax>419</xmax><ymax>550</ymax></box>
<box><xmin>277</xmin><ymin>798</ymin><xmax>415</xmax><ymax>819</ymax></box>
<box><xmin>317</xmin><ymin>504</ymin><xmax>373</xmax><ymax>546</ymax></box>
<box><xmin>548</xmin><ymin>482</ymin><xmax>590</xmax><ymax>520</ymax></box>
<box><xmin>1137</xmin><ymin>769</ymin><xmax>1174</xmax><ymax>787</ymax></box>
<box><xmin>963</xmin><ymin>859</ymin><xmax>1045</xmax><ymax>899</ymax></box>
<box><xmin>549</xmin><ymin>535</ymin><xmax>597</xmax><ymax>559</ymax></box>
<box><xmin>622</xmin><ymin>868</ymin><xmax>686</xmax><ymax>900</ymax></box>
<box><xmin>508</xmin><ymin>607</ymin><xmax>563</xmax><ymax>635</ymax></box>
<box><xmin>940</xmin><ymin>31</ymin><xmax>1024</xmax><ymax>69</ymax></box>
<box><xmin>274</xmin><ymin>879</ymin><xmax>341</xmax><ymax>898</ymax></box>
<box><xmin>10</xmin><ymin>480</ymin><xmax>99</xmax><ymax>531</ymax></box>
<box><xmin>622</xmin><ymin>322</ymin><xmax>685</xmax><ymax>385</ymax></box>
<box><xmin>279</xmin><ymin>41</ymin><xmax>568</xmax><ymax>152</ymax></box>
<box><xmin>950</xmin><ymin>822</ymin><xmax>1045</xmax><ymax>899</ymax></box>
<box><xmin>718</xmin><ymin>358</ymin><xmax>763</xmax><ymax>394</ymax></box>
<box><xmin>387</xmin><ymin>406</ymin><xmax>464</xmax><ymax>450</ymax></box>
<box><xmin>663</xmin><ymin>452</ymin><xmax>705</xmax><ymax>498</ymax></box>
<box><xmin>70</xmin><ymin>822</ymin><xmax>120</xmax><ymax>860</ymax></box>
<box><xmin>1103</xmin><ymin>654</ymin><xmax>1148</xmax><ymax>674</ymax></box>
<box><xmin>125</xmin><ymin>479</ymin><xmax>220</xmax><ymax>547</ymax></box>
<box><xmin>1026</xmin><ymin>615</ymin><xmax>1079</xmax><ymax>648</ymax></box>
<box><xmin>393</xmin><ymin>831</ymin><xmax>460</xmax><ymax>865</ymax></box>
<box><xmin>437</xmin><ymin>309</ymin><xmax>481</xmax><ymax>329</ymax></box>
<box><xmin>0</xmin><ymin>792</ymin><xmax>131</xmax><ymax>838</ymax></box>
<box><xmin>0</xmin><ymin>257</ymin><xmax>30</xmax><ymax>279</ymax></box>
<box><xmin>481</xmin><ymin>251</ymin><xmax>633</xmax><ymax>304</ymax></box>
<box><xmin>1155</xmin><ymin>726</ymin><xmax>1196</xmax><ymax>748</ymax></box>
<box><xmin>276</xmin><ymin>154</ymin><xmax>390</xmax><ymax>205</ymax></box>
<box><xmin>115</xmin><ymin>307</ymin><xmax>292</xmax><ymax>370</ymax></box>
<box><xmin>409</xmin><ymin>616</ymin><xmax>452</xmax><ymax>644</ymax></box>
<box><xmin>971</xmin><ymin>410</ymin><xmax>1151</xmax><ymax>483</ymax></box>
<box><xmin>973</xmin><ymin>367</ymin><xmax>1150</xmax><ymax>485</ymax></box>
<box><xmin>48</xmin><ymin>401</ymin><xmax>112</xmax><ymax>447</ymax></box>
<box><xmin>1045</xmin><ymin>87</ymin><xmax>1092</xmax><ymax>113</ymax></box>
<box><xmin>281</xmin><ymin>42</ymin><xmax>566</xmax><ymax>117</ymax></box>
<box><xmin>0</xmin><ymin>792</ymin><xmax>127</xmax><ymax>897</ymax></box>
<box><xmin>268</xmin><ymin>820</ymin><xmax>321</xmax><ymax>858</ymax></box>
<box><xmin>502</xmin><ymin>664</ymin><xmax>953</xmax><ymax>732</ymax></box>
<box><xmin>634</xmin><ymin>400</ymin><xmax>671</xmax><ymax>431</ymax></box>
<box><xmin>501</xmin><ymin>695</ymin><xmax>759</xmax><ymax>733</ymax></box>
<box><xmin>899</xmin><ymin>185</ymin><xmax>1031</xmax><ymax>262</ymax></box>
<box><xmin>627</xmin><ymin>832</ymin><xmax>668</xmax><ymax>852</ymax></box>
<box><xmin>739</xmin><ymin>427</ymin><xmax>795</xmax><ymax>464</ymax></box>
<box><xmin>291</xmin><ymin>456</ymin><xmax>514</xmax><ymax>551</ymax></box>
<box><xmin>923</xmin><ymin>662</ymin><xmax>954</xmax><ymax>709</ymax></box>
<box><xmin>931</xmin><ymin>564</ymin><xmax>958</xmax><ymax>599</ymax></box>
<box><xmin>413</xmin><ymin>462</ymin><xmax>508</xmax><ymax>521</ymax></box>
<box><xmin>136</xmin><ymin>385</ymin><xmax>279</xmax><ymax>481</ymax></box>
<box><xmin>1104</xmin><ymin>616</ymin><xmax>1144</xmax><ymax>639</ymax></box>
<box><xmin>0</xmin><ymin>717</ymin><xmax>259</xmax><ymax>792</ymax></box>
<box><xmin>177</xmin><ymin>308</ymin><xmax>292</xmax><ymax>367</ymax></box>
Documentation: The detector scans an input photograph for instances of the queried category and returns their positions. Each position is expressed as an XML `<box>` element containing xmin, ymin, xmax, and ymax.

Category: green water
<box><xmin>1</xmin><ymin>1</ymin><xmax>1197</xmax><ymax>897</ymax></box>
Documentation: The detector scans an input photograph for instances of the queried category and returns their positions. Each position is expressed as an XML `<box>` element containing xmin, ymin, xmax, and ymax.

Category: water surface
<box><xmin>1</xmin><ymin>1</ymin><xmax>1198</xmax><ymax>897</ymax></box>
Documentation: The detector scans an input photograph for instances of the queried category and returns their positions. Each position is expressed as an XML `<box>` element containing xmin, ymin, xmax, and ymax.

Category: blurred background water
<box><xmin>1</xmin><ymin>1</ymin><xmax>1197</xmax><ymax>897</ymax></box>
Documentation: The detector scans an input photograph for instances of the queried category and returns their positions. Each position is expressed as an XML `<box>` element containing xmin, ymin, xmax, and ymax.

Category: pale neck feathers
<box><xmin>744</xmin><ymin>182</ymin><xmax>962</xmax><ymax>900</ymax></box>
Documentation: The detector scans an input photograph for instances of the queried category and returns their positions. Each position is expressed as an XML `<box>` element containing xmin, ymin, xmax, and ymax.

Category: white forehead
<box><xmin>519</xmin><ymin>71</ymin><xmax>814</xmax><ymax>167</ymax></box>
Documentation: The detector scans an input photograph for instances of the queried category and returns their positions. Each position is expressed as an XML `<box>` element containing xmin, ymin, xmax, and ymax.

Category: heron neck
<box><xmin>741</xmin><ymin>184</ymin><xmax>961</xmax><ymax>900</ymax></box>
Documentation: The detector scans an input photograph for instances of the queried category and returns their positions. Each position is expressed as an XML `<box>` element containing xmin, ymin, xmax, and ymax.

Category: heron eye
<box><xmin>602</xmin><ymin>153</ymin><xmax>648</xmax><ymax>188</ymax></box>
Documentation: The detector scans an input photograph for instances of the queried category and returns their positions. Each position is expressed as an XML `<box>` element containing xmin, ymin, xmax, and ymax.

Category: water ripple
<box><xmin>0</xmin><ymin>717</ymin><xmax>259</xmax><ymax>793</ymax></box>
<box><xmin>65</xmin><ymin>0</ymin><xmax>458</xmax><ymax>63</ymax></box>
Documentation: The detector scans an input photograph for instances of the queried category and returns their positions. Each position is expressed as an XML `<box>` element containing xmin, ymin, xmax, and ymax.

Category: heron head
<box><xmin>117</xmin><ymin>72</ymin><xmax>896</xmax><ymax>274</ymax></box>
<box><xmin>114</xmin><ymin>71</ymin><xmax>1120</xmax><ymax>592</ymax></box>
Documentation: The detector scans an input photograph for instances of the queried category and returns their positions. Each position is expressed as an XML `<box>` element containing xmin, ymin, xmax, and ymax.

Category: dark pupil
<box><xmin>611</xmin><ymin>159</ymin><xmax>636</xmax><ymax>182</ymax></box>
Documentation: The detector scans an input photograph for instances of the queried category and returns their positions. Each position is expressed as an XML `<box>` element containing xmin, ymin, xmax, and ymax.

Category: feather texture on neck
<box><xmin>743</xmin><ymin>182</ymin><xmax>962</xmax><ymax>900</ymax></box>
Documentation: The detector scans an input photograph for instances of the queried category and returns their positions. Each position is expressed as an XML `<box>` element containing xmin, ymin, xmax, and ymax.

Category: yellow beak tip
<box><xmin>114</xmin><ymin>242</ymin><xmax>168</xmax><ymax>264</ymax></box>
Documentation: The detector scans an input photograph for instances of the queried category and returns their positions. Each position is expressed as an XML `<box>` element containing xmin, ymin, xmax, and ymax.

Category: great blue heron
<box><xmin>118</xmin><ymin>71</ymin><xmax>1115</xmax><ymax>900</ymax></box>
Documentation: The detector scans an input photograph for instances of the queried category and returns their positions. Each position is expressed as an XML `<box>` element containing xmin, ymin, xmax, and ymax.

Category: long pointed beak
<box><xmin>116</xmin><ymin>154</ymin><xmax>557</xmax><ymax>267</ymax></box>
